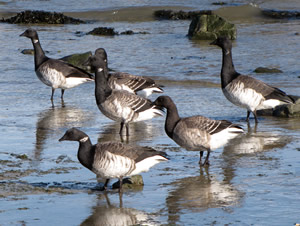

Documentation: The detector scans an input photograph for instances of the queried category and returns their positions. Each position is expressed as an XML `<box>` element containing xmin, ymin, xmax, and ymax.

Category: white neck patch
<box><xmin>80</xmin><ymin>136</ymin><xmax>89</xmax><ymax>142</ymax></box>
<box><xmin>225</xmin><ymin>50</ymin><xmax>230</xmax><ymax>55</ymax></box>
<box><xmin>33</xmin><ymin>39</ymin><xmax>39</xmax><ymax>44</ymax></box>
<box><xmin>97</xmin><ymin>68</ymin><xmax>103</xmax><ymax>72</ymax></box>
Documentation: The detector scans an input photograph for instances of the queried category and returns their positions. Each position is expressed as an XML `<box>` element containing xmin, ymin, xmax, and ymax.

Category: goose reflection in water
<box><xmin>35</xmin><ymin>103</ymin><xmax>95</xmax><ymax>160</ymax></box>
<box><xmin>166</xmin><ymin>168</ymin><xmax>243</xmax><ymax>224</ymax></box>
<box><xmin>97</xmin><ymin>121</ymin><xmax>161</xmax><ymax>143</ymax></box>
<box><xmin>220</xmin><ymin>125</ymin><xmax>291</xmax><ymax>183</ymax></box>
<box><xmin>222</xmin><ymin>124</ymin><xmax>291</xmax><ymax>155</ymax></box>
<box><xmin>81</xmin><ymin>193</ymin><xmax>158</xmax><ymax>226</ymax></box>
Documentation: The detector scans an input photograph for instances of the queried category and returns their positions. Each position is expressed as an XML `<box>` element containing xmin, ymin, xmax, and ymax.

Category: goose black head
<box><xmin>154</xmin><ymin>95</ymin><xmax>173</xmax><ymax>108</ymax></box>
<box><xmin>95</xmin><ymin>48</ymin><xmax>108</xmax><ymax>67</ymax></box>
<box><xmin>20</xmin><ymin>28</ymin><xmax>39</xmax><ymax>40</ymax></box>
<box><xmin>210</xmin><ymin>36</ymin><xmax>232</xmax><ymax>50</ymax></box>
<box><xmin>83</xmin><ymin>54</ymin><xmax>106</xmax><ymax>71</ymax></box>
<box><xmin>95</xmin><ymin>48</ymin><xmax>107</xmax><ymax>60</ymax></box>
<box><xmin>59</xmin><ymin>128</ymin><xmax>88</xmax><ymax>142</ymax></box>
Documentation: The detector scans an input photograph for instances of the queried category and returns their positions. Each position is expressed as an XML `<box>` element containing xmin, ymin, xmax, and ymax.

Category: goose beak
<box><xmin>59</xmin><ymin>135</ymin><xmax>67</xmax><ymax>142</ymax></box>
<box><xmin>210</xmin><ymin>39</ymin><xmax>217</xmax><ymax>45</ymax></box>
<box><xmin>19</xmin><ymin>31</ymin><xmax>26</xmax><ymax>37</ymax></box>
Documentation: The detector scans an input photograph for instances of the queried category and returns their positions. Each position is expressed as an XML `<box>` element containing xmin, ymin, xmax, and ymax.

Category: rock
<box><xmin>55</xmin><ymin>155</ymin><xmax>72</xmax><ymax>164</ymax></box>
<box><xmin>120</xmin><ymin>30</ymin><xmax>134</xmax><ymax>35</ymax></box>
<box><xmin>60</xmin><ymin>51</ymin><xmax>92</xmax><ymax>71</ymax></box>
<box><xmin>87</xmin><ymin>27</ymin><xmax>118</xmax><ymax>36</ymax></box>
<box><xmin>1</xmin><ymin>10</ymin><xmax>85</xmax><ymax>24</ymax></box>
<box><xmin>21</xmin><ymin>49</ymin><xmax>35</xmax><ymax>55</ymax></box>
<box><xmin>188</xmin><ymin>14</ymin><xmax>237</xmax><ymax>40</ymax></box>
<box><xmin>10</xmin><ymin>153</ymin><xmax>29</xmax><ymax>160</ymax></box>
<box><xmin>154</xmin><ymin>9</ymin><xmax>212</xmax><ymax>20</ymax></box>
<box><xmin>254</xmin><ymin>67</ymin><xmax>283</xmax><ymax>73</ymax></box>
<box><xmin>112</xmin><ymin>175</ymin><xmax>144</xmax><ymax>189</ymax></box>
<box><xmin>120</xmin><ymin>30</ymin><xmax>149</xmax><ymax>35</ymax></box>
<box><xmin>257</xmin><ymin>95</ymin><xmax>300</xmax><ymax>117</ymax></box>
<box><xmin>87</xmin><ymin>27</ymin><xmax>149</xmax><ymax>36</ymax></box>
<box><xmin>262</xmin><ymin>9</ymin><xmax>300</xmax><ymax>19</ymax></box>
<box><xmin>212</xmin><ymin>2</ymin><xmax>227</xmax><ymax>5</ymax></box>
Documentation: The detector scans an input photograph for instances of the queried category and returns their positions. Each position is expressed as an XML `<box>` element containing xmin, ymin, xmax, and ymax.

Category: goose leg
<box><xmin>125</xmin><ymin>123</ymin><xmax>129</xmax><ymax>137</ymax></box>
<box><xmin>253</xmin><ymin>110</ymin><xmax>258</xmax><ymax>124</ymax></box>
<box><xmin>51</xmin><ymin>88</ymin><xmax>55</xmax><ymax>100</ymax></box>
<box><xmin>61</xmin><ymin>89</ymin><xmax>65</xmax><ymax>100</ymax></box>
<box><xmin>118</xmin><ymin>177</ymin><xmax>123</xmax><ymax>193</ymax></box>
<box><xmin>203</xmin><ymin>151</ymin><xmax>210</xmax><ymax>166</ymax></box>
<box><xmin>119</xmin><ymin>122</ymin><xmax>124</xmax><ymax>135</ymax></box>
<box><xmin>246</xmin><ymin>111</ymin><xmax>250</xmax><ymax>122</ymax></box>
<box><xmin>103</xmin><ymin>179</ymin><xmax>110</xmax><ymax>190</ymax></box>
<box><xmin>199</xmin><ymin>151</ymin><xmax>204</xmax><ymax>165</ymax></box>
<box><xmin>119</xmin><ymin>190</ymin><xmax>123</xmax><ymax>208</ymax></box>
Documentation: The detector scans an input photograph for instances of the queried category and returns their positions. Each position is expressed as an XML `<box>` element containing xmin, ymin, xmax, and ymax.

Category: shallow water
<box><xmin>0</xmin><ymin>0</ymin><xmax>300</xmax><ymax>225</ymax></box>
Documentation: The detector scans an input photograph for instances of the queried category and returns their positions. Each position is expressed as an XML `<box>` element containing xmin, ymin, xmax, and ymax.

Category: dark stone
<box><xmin>0</xmin><ymin>10</ymin><xmax>85</xmax><ymax>24</ymax></box>
<box><xmin>87</xmin><ymin>27</ymin><xmax>118</xmax><ymax>36</ymax></box>
<box><xmin>120</xmin><ymin>30</ymin><xmax>149</xmax><ymax>35</ymax></box>
<box><xmin>257</xmin><ymin>95</ymin><xmax>300</xmax><ymax>118</ymax></box>
<box><xmin>87</xmin><ymin>27</ymin><xmax>149</xmax><ymax>36</ymax></box>
<box><xmin>212</xmin><ymin>2</ymin><xmax>227</xmax><ymax>5</ymax></box>
<box><xmin>262</xmin><ymin>9</ymin><xmax>300</xmax><ymax>19</ymax></box>
<box><xmin>254</xmin><ymin>67</ymin><xmax>283</xmax><ymax>73</ymax></box>
<box><xmin>188</xmin><ymin>14</ymin><xmax>237</xmax><ymax>40</ymax></box>
<box><xmin>120</xmin><ymin>30</ymin><xmax>134</xmax><ymax>35</ymax></box>
<box><xmin>154</xmin><ymin>9</ymin><xmax>212</xmax><ymax>20</ymax></box>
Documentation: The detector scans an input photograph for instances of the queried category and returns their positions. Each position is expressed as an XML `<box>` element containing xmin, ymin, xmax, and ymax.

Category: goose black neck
<box><xmin>31</xmin><ymin>37</ymin><xmax>47</xmax><ymax>70</ymax></box>
<box><xmin>77</xmin><ymin>138</ymin><xmax>94</xmax><ymax>171</ymax></box>
<box><xmin>220</xmin><ymin>47</ymin><xmax>240</xmax><ymax>88</ymax></box>
<box><xmin>164</xmin><ymin>100</ymin><xmax>181</xmax><ymax>138</ymax></box>
<box><xmin>94</xmin><ymin>66</ymin><xmax>112</xmax><ymax>104</ymax></box>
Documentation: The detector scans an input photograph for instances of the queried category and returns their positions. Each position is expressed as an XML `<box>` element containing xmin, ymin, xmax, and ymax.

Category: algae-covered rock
<box><xmin>21</xmin><ymin>49</ymin><xmax>35</xmax><ymax>55</ymax></box>
<box><xmin>60</xmin><ymin>51</ymin><xmax>92</xmax><ymax>71</ymax></box>
<box><xmin>254</xmin><ymin>67</ymin><xmax>283</xmax><ymax>73</ymax></box>
<box><xmin>257</xmin><ymin>95</ymin><xmax>300</xmax><ymax>118</ymax></box>
<box><xmin>1</xmin><ymin>10</ymin><xmax>85</xmax><ymax>24</ymax></box>
<box><xmin>112</xmin><ymin>175</ymin><xmax>144</xmax><ymax>189</ymax></box>
<box><xmin>188</xmin><ymin>14</ymin><xmax>236</xmax><ymax>40</ymax></box>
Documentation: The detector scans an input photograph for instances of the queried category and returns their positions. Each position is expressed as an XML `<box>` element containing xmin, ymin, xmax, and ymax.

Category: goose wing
<box><xmin>95</xmin><ymin>142</ymin><xmax>167</xmax><ymax>162</ymax></box>
<box><xmin>109</xmin><ymin>72</ymin><xmax>160</xmax><ymax>93</ymax></box>
<box><xmin>113</xmin><ymin>91</ymin><xmax>155</xmax><ymax>113</ymax></box>
<box><xmin>234</xmin><ymin>75</ymin><xmax>293</xmax><ymax>103</ymax></box>
<box><xmin>173</xmin><ymin>116</ymin><xmax>242</xmax><ymax>150</ymax></box>
<box><xmin>180</xmin><ymin>116</ymin><xmax>232</xmax><ymax>135</ymax></box>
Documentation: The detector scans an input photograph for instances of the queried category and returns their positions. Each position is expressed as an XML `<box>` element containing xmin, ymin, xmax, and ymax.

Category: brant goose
<box><xmin>210</xmin><ymin>37</ymin><xmax>294</xmax><ymax>123</ymax></box>
<box><xmin>59</xmin><ymin>128</ymin><xmax>168</xmax><ymax>191</ymax></box>
<box><xmin>20</xmin><ymin>28</ymin><xmax>94</xmax><ymax>101</ymax></box>
<box><xmin>153</xmin><ymin>95</ymin><xmax>244</xmax><ymax>166</ymax></box>
<box><xmin>84</xmin><ymin>53</ymin><xmax>164</xmax><ymax>136</ymax></box>
<box><xmin>95</xmin><ymin>48</ymin><xmax>163</xmax><ymax>98</ymax></box>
